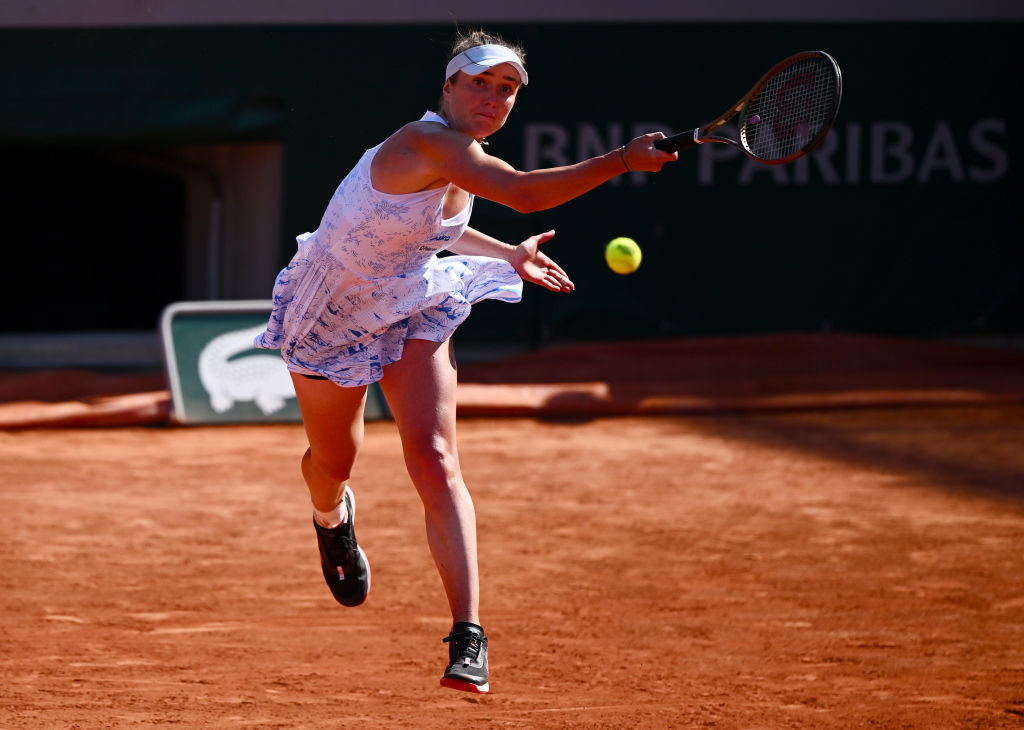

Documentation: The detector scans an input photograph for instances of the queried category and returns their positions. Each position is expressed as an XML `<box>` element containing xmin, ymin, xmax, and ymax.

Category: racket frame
<box><xmin>654</xmin><ymin>51</ymin><xmax>842</xmax><ymax>165</ymax></box>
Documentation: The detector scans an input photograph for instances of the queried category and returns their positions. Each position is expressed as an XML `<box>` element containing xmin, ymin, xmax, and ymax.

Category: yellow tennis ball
<box><xmin>605</xmin><ymin>237</ymin><xmax>642</xmax><ymax>274</ymax></box>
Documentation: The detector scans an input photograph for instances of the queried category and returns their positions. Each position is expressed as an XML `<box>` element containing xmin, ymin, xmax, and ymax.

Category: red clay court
<box><xmin>2</xmin><ymin>333</ymin><xmax>1023</xmax><ymax>728</ymax></box>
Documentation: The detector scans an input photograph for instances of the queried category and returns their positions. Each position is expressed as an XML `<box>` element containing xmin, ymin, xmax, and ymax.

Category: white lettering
<box><xmin>578</xmin><ymin>122</ymin><xmax>624</xmax><ymax>186</ymax></box>
<box><xmin>845</xmin><ymin>122</ymin><xmax>862</xmax><ymax>184</ymax></box>
<box><xmin>578</xmin><ymin>122</ymin><xmax>621</xmax><ymax>159</ymax></box>
<box><xmin>916</xmin><ymin>121</ymin><xmax>965</xmax><ymax>182</ymax></box>
<box><xmin>524</xmin><ymin>123</ymin><xmax>570</xmax><ymax>171</ymax></box>
<box><xmin>792</xmin><ymin>128</ymin><xmax>841</xmax><ymax>185</ymax></box>
<box><xmin>739</xmin><ymin>157</ymin><xmax>788</xmax><ymax>185</ymax></box>
<box><xmin>522</xmin><ymin>119</ymin><xmax>1009</xmax><ymax>186</ymax></box>
<box><xmin>870</xmin><ymin>122</ymin><xmax>915</xmax><ymax>183</ymax></box>
<box><xmin>969</xmin><ymin>118</ymin><xmax>1008</xmax><ymax>183</ymax></box>
<box><xmin>697</xmin><ymin>124</ymin><xmax>741</xmax><ymax>185</ymax></box>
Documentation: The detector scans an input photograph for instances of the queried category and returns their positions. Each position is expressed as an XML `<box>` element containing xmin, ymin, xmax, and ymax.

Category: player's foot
<box><xmin>440</xmin><ymin>623</ymin><xmax>489</xmax><ymax>693</ymax></box>
<box><xmin>313</xmin><ymin>486</ymin><xmax>370</xmax><ymax>607</ymax></box>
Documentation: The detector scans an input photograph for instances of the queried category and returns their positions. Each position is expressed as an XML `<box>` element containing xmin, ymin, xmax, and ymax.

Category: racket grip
<box><xmin>654</xmin><ymin>129</ymin><xmax>702</xmax><ymax>153</ymax></box>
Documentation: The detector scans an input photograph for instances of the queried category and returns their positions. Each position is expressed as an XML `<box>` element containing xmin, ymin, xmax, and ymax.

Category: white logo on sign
<box><xmin>197</xmin><ymin>325</ymin><xmax>296</xmax><ymax>415</ymax></box>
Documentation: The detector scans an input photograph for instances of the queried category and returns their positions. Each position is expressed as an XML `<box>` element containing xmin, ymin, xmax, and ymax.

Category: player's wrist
<box><xmin>510</xmin><ymin>242</ymin><xmax>529</xmax><ymax>267</ymax></box>
<box><xmin>618</xmin><ymin>144</ymin><xmax>632</xmax><ymax>173</ymax></box>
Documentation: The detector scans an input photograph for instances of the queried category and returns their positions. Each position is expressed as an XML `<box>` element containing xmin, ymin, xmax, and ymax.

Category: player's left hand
<box><xmin>512</xmin><ymin>230</ymin><xmax>575</xmax><ymax>293</ymax></box>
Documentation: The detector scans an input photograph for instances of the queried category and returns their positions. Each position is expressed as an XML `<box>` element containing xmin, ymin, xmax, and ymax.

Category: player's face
<box><xmin>442</xmin><ymin>63</ymin><xmax>521</xmax><ymax>140</ymax></box>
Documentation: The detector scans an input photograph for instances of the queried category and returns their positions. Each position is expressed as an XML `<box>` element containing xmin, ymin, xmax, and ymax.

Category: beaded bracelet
<box><xmin>619</xmin><ymin>144</ymin><xmax>632</xmax><ymax>173</ymax></box>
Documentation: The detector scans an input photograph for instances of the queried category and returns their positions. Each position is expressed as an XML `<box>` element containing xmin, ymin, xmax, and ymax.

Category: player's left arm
<box><xmin>449</xmin><ymin>227</ymin><xmax>574</xmax><ymax>293</ymax></box>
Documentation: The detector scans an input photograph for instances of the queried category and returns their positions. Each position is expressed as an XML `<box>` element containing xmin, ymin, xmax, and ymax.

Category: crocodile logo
<box><xmin>197</xmin><ymin>325</ymin><xmax>296</xmax><ymax>415</ymax></box>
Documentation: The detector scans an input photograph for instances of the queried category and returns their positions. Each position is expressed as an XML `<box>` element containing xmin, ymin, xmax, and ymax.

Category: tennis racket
<box><xmin>655</xmin><ymin>51</ymin><xmax>843</xmax><ymax>165</ymax></box>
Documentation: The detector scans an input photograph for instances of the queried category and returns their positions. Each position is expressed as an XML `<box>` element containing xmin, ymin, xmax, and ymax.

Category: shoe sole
<box><xmin>344</xmin><ymin>486</ymin><xmax>371</xmax><ymax>606</ymax></box>
<box><xmin>440</xmin><ymin>677</ymin><xmax>489</xmax><ymax>694</ymax></box>
<box><xmin>347</xmin><ymin>544</ymin><xmax>370</xmax><ymax>606</ymax></box>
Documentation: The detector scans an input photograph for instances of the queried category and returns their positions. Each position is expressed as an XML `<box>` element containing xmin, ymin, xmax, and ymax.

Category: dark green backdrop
<box><xmin>2</xmin><ymin>23</ymin><xmax>1019</xmax><ymax>343</ymax></box>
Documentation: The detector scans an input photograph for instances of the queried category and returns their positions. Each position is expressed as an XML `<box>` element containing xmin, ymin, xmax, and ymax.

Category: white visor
<box><xmin>444</xmin><ymin>44</ymin><xmax>528</xmax><ymax>86</ymax></box>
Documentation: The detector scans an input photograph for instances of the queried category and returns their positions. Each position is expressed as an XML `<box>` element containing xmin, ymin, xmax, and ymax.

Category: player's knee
<box><xmin>403</xmin><ymin>441</ymin><xmax>459</xmax><ymax>498</ymax></box>
<box><xmin>302</xmin><ymin>446</ymin><xmax>355</xmax><ymax>485</ymax></box>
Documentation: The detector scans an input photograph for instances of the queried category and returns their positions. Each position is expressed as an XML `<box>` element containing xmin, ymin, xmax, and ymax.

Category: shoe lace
<box><xmin>444</xmin><ymin>630</ymin><xmax>485</xmax><ymax>662</ymax></box>
<box><xmin>320</xmin><ymin>524</ymin><xmax>357</xmax><ymax>553</ymax></box>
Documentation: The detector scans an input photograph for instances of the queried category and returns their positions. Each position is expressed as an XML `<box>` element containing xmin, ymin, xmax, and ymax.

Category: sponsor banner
<box><xmin>159</xmin><ymin>301</ymin><xmax>390</xmax><ymax>425</ymax></box>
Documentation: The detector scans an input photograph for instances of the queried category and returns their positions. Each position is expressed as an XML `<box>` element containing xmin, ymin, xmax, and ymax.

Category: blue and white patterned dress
<box><xmin>254</xmin><ymin>112</ymin><xmax>523</xmax><ymax>387</ymax></box>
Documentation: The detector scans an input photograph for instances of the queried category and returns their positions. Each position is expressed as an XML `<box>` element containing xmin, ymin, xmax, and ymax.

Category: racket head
<box><xmin>737</xmin><ymin>51</ymin><xmax>843</xmax><ymax>164</ymax></box>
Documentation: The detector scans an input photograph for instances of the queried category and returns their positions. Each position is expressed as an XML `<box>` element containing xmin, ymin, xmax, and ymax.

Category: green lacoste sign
<box><xmin>160</xmin><ymin>301</ymin><xmax>389</xmax><ymax>424</ymax></box>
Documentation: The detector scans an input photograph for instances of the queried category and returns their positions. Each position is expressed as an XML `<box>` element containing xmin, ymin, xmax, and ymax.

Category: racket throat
<box><xmin>695</xmin><ymin>130</ymin><xmax>734</xmax><ymax>146</ymax></box>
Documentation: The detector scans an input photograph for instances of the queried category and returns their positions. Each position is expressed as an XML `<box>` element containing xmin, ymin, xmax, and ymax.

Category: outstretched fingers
<box><xmin>513</xmin><ymin>230</ymin><xmax>575</xmax><ymax>293</ymax></box>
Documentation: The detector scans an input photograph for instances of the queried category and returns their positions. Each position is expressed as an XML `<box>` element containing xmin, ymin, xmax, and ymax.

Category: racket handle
<box><xmin>654</xmin><ymin>129</ymin><xmax>702</xmax><ymax>153</ymax></box>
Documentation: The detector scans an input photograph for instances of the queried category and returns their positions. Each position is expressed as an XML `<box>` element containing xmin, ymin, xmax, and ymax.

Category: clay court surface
<box><xmin>2</xmin><ymin>335</ymin><xmax>1024</xmax><ymax>728</ymax></box>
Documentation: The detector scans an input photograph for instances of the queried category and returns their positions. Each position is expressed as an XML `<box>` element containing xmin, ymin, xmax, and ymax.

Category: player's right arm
<box><xmin>428</xmin><ymin>126</ymin><xmax>674</xmax><ymax>213</ymax></box>
<box><xmin>377</xmin><ymin>122</ymin><xmax>675</xmax><ymax>214</ymax></box>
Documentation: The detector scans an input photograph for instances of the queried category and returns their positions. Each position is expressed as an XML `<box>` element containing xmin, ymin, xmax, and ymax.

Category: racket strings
<box><xmin>743</xmin><ymin>55</ymin><xmax>839</xmax><ymax>161</ymax></box>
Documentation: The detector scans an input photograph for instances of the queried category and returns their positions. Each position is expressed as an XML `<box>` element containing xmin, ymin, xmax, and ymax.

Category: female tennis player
<box><xmin>255</xmin><ymin>29</ymin><xmax>676</xmax><ymax>693</ymax></box>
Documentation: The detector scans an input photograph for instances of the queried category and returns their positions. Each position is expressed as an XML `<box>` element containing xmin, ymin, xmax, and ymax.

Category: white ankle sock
<box><xmin>313</xmin><ymin>499</ymin><xmax>348</xmax><ymax>529</ymax></box>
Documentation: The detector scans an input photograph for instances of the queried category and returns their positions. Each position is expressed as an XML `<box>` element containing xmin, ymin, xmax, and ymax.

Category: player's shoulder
<box><xmin>380</xmin><ymin>122</ymin><xmax>466</xmax><ymax>168</ymax></box>
<box><xmin>378</xmin><ymin>116</ymin><xmax>482</xmax><ymax>178</ymax></box>
<box><xmin>397</xmin><ymin>119</ymin><xmax>471</xmax><ymax>150</ymax></box>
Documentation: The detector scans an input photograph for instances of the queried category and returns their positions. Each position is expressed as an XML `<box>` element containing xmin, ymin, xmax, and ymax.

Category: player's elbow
<box><xmin>500</xmin><ymin>181</ymin><xmax>550</xmax><ymax>214</ymax></box>
<box><xmin>506</xmin><ymin>198</ymin><xmax>544</xmax><ymax>214</ymax></box>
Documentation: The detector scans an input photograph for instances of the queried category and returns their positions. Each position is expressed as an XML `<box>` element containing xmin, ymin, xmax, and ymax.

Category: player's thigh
<box><xmin>379</xmin><ymin>338</ymin><xmax>459</xmax><ymax>454</ymax></box>
<box><xmin>289</xmin><ymin>372</ymin><xmax>368</xmax><ymax>463</ymax></box>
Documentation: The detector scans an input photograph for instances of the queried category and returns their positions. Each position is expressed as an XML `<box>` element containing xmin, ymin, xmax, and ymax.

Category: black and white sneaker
<box><xmin>313</xmin><ymin>486</ymin><xmax>370</xmax><ymax>607</ymax></box>
<box><xmin>441</xmin><ymin>623</ymin><xmax>489</xmax><ymax>693</ymax></box>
